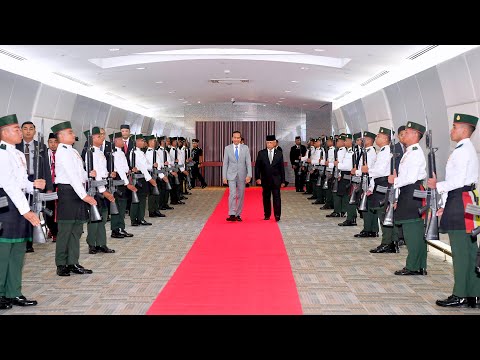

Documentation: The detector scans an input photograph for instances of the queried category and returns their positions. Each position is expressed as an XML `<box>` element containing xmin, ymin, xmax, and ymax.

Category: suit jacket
<box><xmin>222</xmin><ymin>143</ymin><xmax>252</xmax><ymax>181</ymax></box>
<box><xmin>255</xmin><ymin>148</ymin><xmax>286</xmax><ymax>187</ymax></box>
<box><xmin>289</xmin><ymin>144</ymin><xmax>307</xmax><ymax>166</ymax></box>
<box><xmin>16</xmin><ymin>140</ymin><xmax>53</xmax><ymax>191</ymax></box>
<box><xmin>393</xmin><ymin>141</ymin><xmax>405</xmax><ymax>174</ymax></box>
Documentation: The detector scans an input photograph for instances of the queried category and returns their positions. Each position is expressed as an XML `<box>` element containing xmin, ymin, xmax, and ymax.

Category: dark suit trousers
<box><xmin>262</xmin><ymin>184</ymin><xmax>281</xmax><ymax>218</ymax></box>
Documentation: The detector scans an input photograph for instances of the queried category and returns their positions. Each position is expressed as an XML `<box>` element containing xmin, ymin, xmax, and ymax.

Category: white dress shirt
<box><xmin>338</xmin><ymin>147</ymin><xmax>353</xmax><ymax>171</ymax></box>
<box><xmin>130</xmin><ymin>147</ymin><xmax>152</xmax><ymax>181</ymax></box>
<box><xmin>54</xmin><ymin>143</ymin><xmax>88</xmax><ymax>200</ymax></box>
<box><xmin>145</xmin><ymin>147</ymin><xmax>164</xmax><ymax>179</ymax></box>
<box><xmin>92</xmin><ymin>146</ymin><xmax>108</xmax><ymax>193</ymax></box>
<box><xmin>113</xmin><ymin>146</ymin><xmax>130</xmax><ymax>185</ymax></box>
<box><xmin>394</xmin><ymin>143</ymin><xmax>427</xmax><ymax>189</ymax></box>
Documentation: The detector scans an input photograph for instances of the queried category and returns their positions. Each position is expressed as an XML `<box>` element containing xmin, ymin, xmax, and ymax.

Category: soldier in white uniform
<box><xmin>428</xmin><ymin>113</ymin><xmax>480</xmax><ymax>308</ymax></box>
<box><xmin>388</xmin><ymin>121</ymin><xmax>427</xmax><ymax>276</ymax></box>
<box><xmin>337</xmin><ymin>134</ymin><xmax>355</xmax><ymax>225</ymax></box>
<box><xmin>51</xmin><ymin>121</ymin><xmax>96</xmax><ymax>277</ymax></box>
<box><xmin>145</xmin><ymin>135</ymin><xmax>165</xmax><ymax>218</ymax></box>
<box><xmin>321</xmin><ymin>136</ymin><xmax>336</xmax><ymax>210</ymax></box>
<box><xmin>109</xmin><ymin>132</ymin><xmax>136</xmax><ymax>239</ymax></box>
<box><xmin>0</xmin><ymin>114</ymin><xmax>45</xmax><ymax>309</ymax></box>
<box><xmin>83</xmin><ymin>127</ymin><xmax>116</xmax><ymax>254</ymax></box>
<box><xmin>157</xmin><ymin>136</ymin><xmax>174</xmax><ymax>211</ymax></box>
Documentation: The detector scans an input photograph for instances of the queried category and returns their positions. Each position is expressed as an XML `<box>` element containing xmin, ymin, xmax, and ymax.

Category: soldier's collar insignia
<box><xmin>62</xmin><ymin>145</ymin><xmax>67</xmax><ymax>148</ymax></box>
<box><xmin>381</xmin><ymin>147</ymin><xmax>385</xmax><ymax>151</ymax></box>
<box><xmin>412</xmin><ymin>146</ymin><xmax>418</xmax><ymax>150</ymax></box>
<box><xmin>0</xmin><ymin>144</ymin><xmax>6</xmax><ymax>150</ymax></box>
<box><xmin>455</xmin><ymin>143</ymin><xmax>463</xmax><ymax>149</ymax></box>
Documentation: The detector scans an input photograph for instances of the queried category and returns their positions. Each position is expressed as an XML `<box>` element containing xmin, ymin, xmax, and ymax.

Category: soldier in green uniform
<box><xmin>389</xmin><ymin>121</ymin><xmax>427</xmax><ymax>275</ymax></box>
<box><xmin>321</xmin><ymin>136</ymin><xmax>335</xmax><ymax>210</ymax></box>
<box><xmin>429</xmin><ymin>113</ymin><xmax>480</xmax><ymax>308</ymax></box>
<box><xmin>0</xmin><ymin>114</ymin><xmax>45</xmax><ymax>309</ymax></box>
<box><xmin>337</xmin><ymin>134</ymin><xmax>356</xmax><ymax>225</ymax></box>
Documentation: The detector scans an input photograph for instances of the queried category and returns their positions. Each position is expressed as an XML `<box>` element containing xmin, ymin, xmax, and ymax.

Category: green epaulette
<box><xmin>0</xmin><ymin>144</ymin><xmax>6</xmax><ymax>150</ymax></box>
<box><xmin>381</xmin><ymin>147</ymin><xmax>385</xmax><ymax>151</ymax></box>
<box><xmin>412</xmin><ymin>146</ymin><xmax>418</xmax><ymax>150</ymax></box>
<box><xmin>62</xmin><ymin>145</ymin><xmax>67</xmax><ymax>149</ymax></box>
<box><xmin>455</xmin><ymin>144</ymin><xmax>463</xmax><ymax>150</ymax></box>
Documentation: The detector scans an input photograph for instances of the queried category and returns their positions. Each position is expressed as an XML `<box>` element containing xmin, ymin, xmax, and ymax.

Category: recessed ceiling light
<box><xmin>197</xmin><ymin>101</ymin><xmax>201</xmax><ymax>104</ymax></box>
<box><xmin>291</xmin><ymin>80</ymin><xmax>299</xmax><ymax>83</ymax></box>
<box><xmin>279</xmin><ymin>97</ymin><xmax>286</xmax><ymax>100</ymax></box>
<box><xmin>109</xmin><ymin>48</ymin><xmax>120</xmax><ymax>52</ymax></box>
<box><xmin>284</xmin><ymin>90</ymin><xmax>291</xmax><ymax>93</ymax></box>
<box><xmin>314</xmin><ymin>49</ymin><xmax>324</xmax><ymax>52</ymax></box>
<box><xmin>155</xmin><ymin>81</ymin><xmax>163</xmax><ymax>84</ymax></box>
<box><xmin>136</xmin><ymin>67</ymin><xmax>145</xmax><ymax>70</ymax></box>
<box><xmin>168</xmin><ymin>91</ymin><xmax>175</xmax><ymax>94</ymax></box>
<box><xmin>300</xmin><ymin>67</ymin><xmax>309</xmax><ymax>70</ymax></box>
<box><xmin>302</xmin><ymin>104</ymin><xmax>307</xmax><ymax>106</ymax></box>
<box><xmin>178</xmin><ymin>98</ymin><xmax>184</xmax><ymax>101</ymax></box>
<box><xmin>278</xmin><ymin>100</ymin><xmax>283</xmax><ymax>103</ymax></box>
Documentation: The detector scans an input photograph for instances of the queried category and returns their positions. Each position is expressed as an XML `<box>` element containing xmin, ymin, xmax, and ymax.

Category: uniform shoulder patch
<box><xmin>381</xmin><ymin>147</ymin><xmax>385</xmax><ymax>151</ymax></box>
<box><xmin>455</xmin><ymin>143</ymin><xmax>463</xmax><ymax>150</ymax></box>
<box><xmin>0</xmin><ymin>144</ymin><xmax>6</xmax><ymax>150</ymax></box>
<box><xmin>62</xmin><ymin>145</ymin><xmax>67</xmax><ymax>148</ymax></box>
<box><xmin>412</xmin><ymin>146</ymin><xmax>418</xmax><ymax>150</ymax></box>
<box><xmin>367</xmin><ymin>148</ymin><xmax>370</xmax><ymax>152</ymax></box>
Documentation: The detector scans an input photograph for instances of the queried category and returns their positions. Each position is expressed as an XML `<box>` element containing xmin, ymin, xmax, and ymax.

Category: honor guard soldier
<box><xmin>352</xmin><ymin>131</ymin><xmax>378</xmax><ymax>235</ymax></box>
<box><xmin>368</xmin><ymin>127</ymin><xmax>400</xmax><ymax>252</ymax></box>
<box><xmin>169</xmin><ymin>138</ymin><xmax>185</xmax><ymax>205</ymax></box>
<box><xmin>429</xmin><ymin>114</ymin><xmax>480</xmax><ymax>308</ymax></box>
<box><xmin>321</xmin><ymin>136</ymin><xmax>335</xmax><ymax>210</ymax></box>
<box><xmin>290</xmin><ymin>136</ymin><xmax>307</xmax><ymax>192</ymax></box>
<box><xmin>51</xmin><ymin>121</ymin><xmax>95</xmax><ymax>276</ymax></box>
<box><xmin>337</xmin><ymin>134</ymin><xmax>356</xmax><ymax>225</ymax></box>
<box><xmin>308</xmin><ymin>138</ymin><xmax>323</xmax><ymax>204</ymax></box>
<box><xmin>83</xmin><ymin>127</ymin><xmax>116</xmax><ymax>254</ymax></box>
<box><xmin>109</xmin><ymin>132</ymin><xmax>136</xmax><ymax>239</ymax></box>
<box><xmin>129</xmin><ymin>134</ymin><xmax>154</xmax><ymax>226</ymax></box>
<box><xmin>145</xmin><ymin>135</ymin><xmax>166</xmax><ymax>218</ymax></box>
<box><xmin>0</xmin><ymin>114</ymin><xmax>45</xmax><ymax>309</ymax></box>
<box><xmin>326</xmin><ymin>135</ymin><xmax>347</xmax><ymax>217</ymax></box>
<box><xmin>191</xmin><ymin>139</ymin><xmax>207</xmax><ymax>189</ymax></box>
<box><xmin>389</xmin><ymin>121</ymin><xmax>427</xmax><ymax>275</ymax></box>
<box><xmin>157</xmin><ymin>137</ymin><xmax>174</xmax><ymax>210</ymax></box>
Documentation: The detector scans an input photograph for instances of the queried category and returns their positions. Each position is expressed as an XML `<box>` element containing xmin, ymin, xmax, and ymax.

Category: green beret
<box><xmin>132</xmin><ymin>134</ymin><xmax>144</xmax><ymax>140</ymax></box>
<box><xmin>379</xmin><ymin>127</ymin><xmax>394</xmax><ymax>136</ymax></box>
<box><xmin>157</xmin><ymin>136</ymin><xmax>165</xmax><ymax>141</ymax></box>
<box><xmin>344</xmin><ymin>133</ymin><xmax>353</xmax><ymax>139</ymax></box>
<box><xmin>327</xmin><ymin>136</ymin><xmax>334</xmax><ymax>141</ymax></box>
<box><xmin>353</xmin><ymin>132</ymin><xmax>362</xmax><ymax>141</ymax></box>
<box><xmin>83</xmin><ymin>127</ymin><xmax>101</xmax><ymax>138</ymax></box>
<box><xmin>338</xmin><ymin>135</ymin><xmax>346</xmax><ymax>141</ymax></box>
<box><xmin>51</xmin><ymin>121</ymin><xmax>72</xmax><ymax>134</ymax></box>
<box><xmin>144</xmin><ymin>135</ymin><xmax>156</xmax><ymax>141</ymax></box>
<box><xmin>363</xmin><ymin>131</ymin><xmax>376</xmax><ymax>140</ymax></box>
<box><xmin>406</xmin><ymin>121</ymin><xmax>426</xmax><ymax>135</ymax></box>
<box><xmin>108</xmin><ymin>132</ymin><xmax>123</xmax><ymax>141</ymax></box>
<box><xmin>0</xmin><ymin>114</ymin><xmax>18</xmax><ymax>127</ymax></box>
<box><xmin>454</xmin><ymin>113</ymin><xmax>478</xmax><ymax>127</ymax></box>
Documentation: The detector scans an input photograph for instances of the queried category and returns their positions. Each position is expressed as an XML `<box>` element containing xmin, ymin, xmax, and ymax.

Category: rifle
<box><xmin>349</xmin><ymin>139</ymin><xmax>362</xmax><ymax>206</ymax></box>
<box><xmin>106</xmin><ymin>142</ymin><xmax>121</xmax><ymax>215</ymax></box>
<box><xmin>30</xmin><ymin>119</ymin><xmax>58</xmax><ymax>243</ymax></box>
<box><xmin>316</xmin><ymin>137</ymin><xmax>328</xmax><ymax>186</ymax></box>
<box><xmin>358</xmin><ymin>137</ymin><xmax>369</xmax><ymax>212</ymax></box>
<box><xmin>128</xmin><ymin>134</ymin><xmax>140</xmax><ymax>204</ymax></box>
<box><xmin>413</xmin><ymin>128</ymin><xmax>440</xmax><ymax>241</ymax></box>
<box><xmin>377</xmin><ymin>129</ymin><xmax>398</xmax><ymax>226</ymax></box>
<box><xmin>85</xmin><ymin>124</ymin><xmax>106</xmax><ymax>222</ymax></box>
<box><xmin>332</xmin><ymin>138</ymin><xmax>340</xmax><ymax>193</ymax></box>
<box><xmin>149</xmin><ymin>142</ymin><xmax>160</xmax><ymax>196</ymax></box>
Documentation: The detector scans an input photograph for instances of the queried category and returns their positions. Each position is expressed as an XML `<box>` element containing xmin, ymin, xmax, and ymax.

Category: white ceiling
<box><xmin>0</xmin><ymin>45</ymin><xmax>474</xmax><ymax>118</ymax></box>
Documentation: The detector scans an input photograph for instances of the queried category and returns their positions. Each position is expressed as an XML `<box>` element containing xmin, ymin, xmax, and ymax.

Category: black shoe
<box><xmin>368</xmin><ymin>232</ymin><xmax>379</xmax><ymax>237</ymax></box>
<box><xmin>176</xmin><ymin>201</ymin><xmax>186</xmax><ymax>205</ymax></box>
<box><xmin>139</xmin><ymin>220</ymin><xmax>152</xmax><ymax>225</ymax></box>
<box><xmin>8</xmin><ymin>295</ymin><xmax>37</xmax><ymax>307</ymax></box>
<box><xmin>398</xmin><ymin>239</ymin><xmax>406</xmax><ymax>246</ymax></box>
<box><xmin>307</xmin><ymin>196</ymin><xmax>316</xmax><ymax>200</ymax></box>
<box><xmin>320</xmin><ymin>205</ymin><xmax>332</xmax><ymax>210</ymax></box>
<box><xmin>275</xmin><ymin>216</ymin><xmax>280</xmax><ymax>222</ymax></box>
<box><xmin>370</xmin><ymin>243</ymin><xmax>398</xmax><ymax>254</ymax></box>
<box><xmin>0</xmin><ymin>296</ymin><xmax>12</xmax><ymax>309</ymax></box>
<box><xmin>148</xmin><ymin>212</ymin><xmax>158</xmax><ymax>217</ymax></box>
<box><xmin>201</xmin><ymin>184</ymin><xmax>207</xmax><ymax>189</ymax></box>
<box><xmin>56</xmin><ymin>265</ymin><xmax>70</xmax><ymax>276</ymax></box>
<box><xmin>26</xmin><ymin>248</ymin><xmax>34</xmax><ymax>253</ymax></box>
<box><xmin>263</xmin><ymin>216</ymin><xmax>270</xmax><ymax>220</ymax></box>
<box><xmin>96</xmin><ymin>245</ymin><xmax>115</xmax><ymax>253</ymax></box>
<box><xmin>338</xmin><ymin>219</ymin><xmax>357</xmax><ymax>226</ymax></box>
<box><xmin>163</xmin><ymin>205</ymin><xmax>174</xmax><ymax>210</ymax></box>
<box><xmin>179</xmin><ymin>196</ymin><xmax>188</xmax><ymax>200</ymax></box>
<box><xmin>68</xmin><ymin>264</ymin><xmax>93</xmax><ymax>274</ymax></box>
<box><xmin>340</xmin><ymin>212</ymin><xmax>346</xmax><ymax>217</ymax></box>
<box><xmin>312</xmin><ymin>201</ymin><xmax>322</xmax><ymax>204</ymax></box>
<box><xmin>120</xmin><ymin>229</ymin><xmax>134</xmax><ymax>237</ymax></box>
<box><xmin>154</xmin><ymin>211</ymin><xmax>166</xmax><ymax>217</ymax></box>
<box><xmin>394</xmin><ymin>267</ymin><xmax>427</xmax><ymax>275</ymax></box>
<box><xmin>107</xmin><ymin>215</ymin><xmax>111</xmax><ymax>222</ymax></box>
<box><xmin>184</xmin><ymin>192</ymin><xmax>192</xmax><ymax>195</ymax></box>
<box><xmin>226</xmin><ymin>215</ymin><xmax>236</xmax><ymax>222</ymax></box>
<box><xmin>468</xmin><ymin>297</ymin><xmax>480</xmax><ymax>308</ymax></box>
<box><xmin>111</xmin><ymin>230</ymin><xmax>125</xmax><ymax>238</ymax></box>
<box><xmin>131</xmin><ymin>219</ymin><xmax>139</xmax><ymax>226</ymax></box>
<box><xmin>354</xmin><ymin>231</ymin><xmax>370</xmax><ymax>238</ymax></box>
<box><xmin>88</xmin><ymin>245</ymin><xmax>97</xmax><ymax>254</ymax></box>
<box><xmin>326</xmin><ymin>212</ymin><xmax>341</xmax><ymax>217</ymax></box>
<box><xmin>236</xmin><ymin>216</ymin><xmax>242</xmax><ymax>222</ymax></box>
<box><xmin>436</xmin><ymin>295</ymin><xmax>469</xmax><ymax>307</ymax></box>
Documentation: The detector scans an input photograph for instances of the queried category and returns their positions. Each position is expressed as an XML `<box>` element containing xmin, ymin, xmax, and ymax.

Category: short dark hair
<box><xmin>232</xmin><ymin>130</ymin><xmax>241</xmax><ymax>136</ymax></box>
<box><xmin>241</xmin><ymin>137</ymin><xmax>244</xmax><ymax>141</ymax></box>
<box><xmin>21</xmin><ymin>121</ymin><xmax>35</xmax><ymax>129</ymax></box>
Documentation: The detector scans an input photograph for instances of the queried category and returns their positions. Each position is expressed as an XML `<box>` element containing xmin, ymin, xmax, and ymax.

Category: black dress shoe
<box><xmin>111</xmin><ymin>230</ymin><xmax>125</xmax><ymax>238</ymax></box>
<box><xmin>236</xmin><ymin>216</ymin><xmax>242</xmax><ymax>222</ymax></box>
<box><xmin>120</xmin><ymin>229</ymin><xmax>134</xmax><ymax>237</ymax></box>
<box><xmin>468</xmin><ymin>297</ymin><xmax>480</xmax><ymax>308</ymax></box>
<box><xmin>154</xmin><ymin>211</ymin><xmax>166</xmax><ymax>217</ymax></box>
<box><xmin>354</xmin><ymin>230</ymin><xmax>370</xmax><ymax>238</ymax></box>
<box><xmin>340</xmin><ymin>212</ymin><xmax>346</xmax><ymax>217</ymax></box>
<box><xmin>275</xmin><ymin>216</ymin><xmax>280</xmax><ymax>222</ymax></box>
<box><xmin>68</xmin><ymin>264</ymin><xmax>93</xmax><ymax>274</ymax></box>
<box><xmin>436</xmin><ymin>295</ymin><xmax>469</xmax><ymax>307</ymax></box>
<box><xmin>131</xmin><ymin>221</ymin><xmax>139</xmax><ymax>226</ymax></box>
<box><xmin>398</xmin><ymin>239</ymin><xmax>406</xmax><ymax>246</ymax></box>
<box><xmin>180</xmin><ymin>196</ymin><xmax>188</xmax><ymax>200</ymax></box>
<box><xmin>0</xmin><ymin>296</ymin><xmax>12</xmax><ymax>309</ymax></box>
<box><xmin>326</xmin><ymin>212</ymin><xmax>341</xmax><ymax>217</ymax></box>
<box><xmin>88</xmin><ymin>245</ymin><xmax>97</xmax><ymax>254</ymax></box>
<box><xmin>201</xmin><ymin>184</ymin><xmax>207</xmax><ymax>189</ymax></box>
<box><xmin>148</xmin><ymin>212</ymin><xmax>158</xmax><ymax>217</ymax></box>
<box><xmin>394</xmin><ymin>267</ymin><xmax>427</xmax><ymax>275</ymax></box>
<box><xmin>56</xmin><ymin>265</ymin><xmax>70</xmax><ymax>276</ymax></box>
<box><xmin>307</xmin><ymin>196</ymin><xmax>316</xmax><ymax>200</ymax></box>
<box><xmin>9</xmin><ymin>295</ymin><xmax>37</xmax><ymax>307</ymax></box>
<box><xmin>26</xmin><ymin>248</ymin><xmax>34</xmax><ymax>253</ymax></box>
<box><xmin>263</xmin><ymin>216</ymin><xmax>270</xmax><ymax>220</ymax></box>
<box><xmin>368</xmin><ymin>232</ymin><xmax>379</xmax><ymax>237</ymax></box>
<box><xmin>163</xmin><ymin>205</ymin><xmax>174</xmax><ymax>210</ymax></box>
<box><xmin>96</xmin><ymin>246</ymin><xmax>115</xmax><ymax>253</ymax></box>
<box><xmin>226</xmin><ymin>215</ymin><xmax>236</xmax><ymax>222</ymax></box>
<box><xmin>370</xmin><ymin>243</ymin><xmax>399</xmax><ymax>253</ymax></box>
<box><xmin>320</xmin><ymin>205</ymin><xmax>332</xmax><ymax>210</ymax></box>
<box><xmin>338</xmin><ymin>219</ymin><xmax>357</xmax><ymax>226</ymax></box>
<box><xmin>312</xmin><ymin>201</ymin><xmax>322</xmax><ymax>204</ymax></box>
<box><xmin>139</xmin><ymin>220</ymin><xmax>152</xmax><ymax>225</ymax></box>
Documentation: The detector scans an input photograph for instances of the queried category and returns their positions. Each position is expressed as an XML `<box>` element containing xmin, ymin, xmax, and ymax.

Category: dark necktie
<box><xmin>51</xmin><ymin>150</ymin><xmax>56</xmax><ymax>183</ymax></box>
<box><xmin>123</xmin><ymin>140</ymin><xmax>128</xmax><ymax>154</ymax></box>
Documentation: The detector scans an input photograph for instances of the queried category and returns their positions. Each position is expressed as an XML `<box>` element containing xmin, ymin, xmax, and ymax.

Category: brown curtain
<box><xmin>195</xmin><ymin>121</ymin><xmax>275</xmax><ymax>186</ymax></box>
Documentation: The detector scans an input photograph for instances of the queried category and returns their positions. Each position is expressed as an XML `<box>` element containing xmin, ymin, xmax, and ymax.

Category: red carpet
<box><xmin>146</xmin><ymin>186</ymin><xmax>302</xmax><ymax>315</ymax></box>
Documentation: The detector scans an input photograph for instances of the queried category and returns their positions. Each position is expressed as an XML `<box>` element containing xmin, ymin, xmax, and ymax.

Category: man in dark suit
<box><xmin>255</xmin><ymin>135</ymin><xmax>286</xmax><ymax>222</ymax></box>
<box><xmin>17</xmin><ymin>121</ymin><xmax>54</xmax><ymax>252</ymax></box>
<box><xmin>81</xmin><ymin>127</ymin><xmax>112</xmax><ymax>159</ymax></box>
<box><xmin>289</xmin><ymin>136</ymin><xmax>307</xmax><ymax>192</ymax></box>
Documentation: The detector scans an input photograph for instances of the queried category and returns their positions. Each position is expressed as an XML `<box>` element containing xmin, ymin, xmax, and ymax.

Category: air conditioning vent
<box><xmin>53</xmin><ymin>72</ymin><xmax>93</xmax><ymax>87</ymax></box>
<box><xmin>209</xmin><ymin>78</ymin><xmax>250</xmax><ymax>85</ymax></box>
<box><xmin>334</xmin><ymin>91</ymin><xmax>351</xmax><ymax>101</ymax></box>
<box><xmin>360</xmin><ymin>70</ymin><xmax>389</xmax><ymax>87</ymax></box>
<box><xmin>406</xmin><ymin>45</ymin><xmax>438</xmax><ymax>60</ymax></box>
<box><xmin>0</xmin><ymin>48</ymin><xmax>26</xmax><ymax>61</ymax></box>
